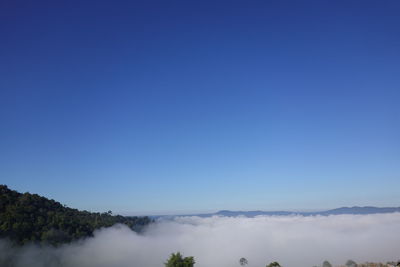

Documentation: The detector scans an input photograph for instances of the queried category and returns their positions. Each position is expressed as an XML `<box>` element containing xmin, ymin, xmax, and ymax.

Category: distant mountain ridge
<box><xmin>154</xmin><ymin>206</ymin><xmax>400</xmax><ymax>218</ymax></box>
<box><xmin>214</xmin><ymin>206</ymin><xmax>400</xmax><ymax>217</ymax></box>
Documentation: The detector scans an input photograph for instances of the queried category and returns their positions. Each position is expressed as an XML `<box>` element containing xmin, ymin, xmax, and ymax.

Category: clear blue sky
<box><xmin>1</xmin><ymin>1</ymin><xmax>399</xmax><ymax>215</ymax></box>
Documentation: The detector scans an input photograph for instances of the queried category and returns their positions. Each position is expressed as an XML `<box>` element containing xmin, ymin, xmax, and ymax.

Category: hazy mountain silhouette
<box><xmin>155</xmin><ymin>206</ymin><xmax>400</xmax><ymax>218</ymax></box>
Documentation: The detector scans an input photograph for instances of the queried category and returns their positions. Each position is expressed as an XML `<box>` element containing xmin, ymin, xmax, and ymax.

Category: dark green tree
<box><xmin>323</xmin><ymin>260</ymin><xmax>332</xmax><ymax>267</ymax></box>
<box><xmin>346</xmin><ymin>260</ymin><xmax>357</xmax><ymax>267</ymax></box>
<box><xmin>0</xmin><ymin>184</ymin><xmax>152</xmax><ymax>246</ymax></box>
<box><xmin>165</xmin><ymin>252</ymin><xmax>195</xmax><ymax>267</ymax></box>
<box><xmin>266</xmin><ymin>262</ymin><xmax>281</xmax><ymax>267</ymax></box>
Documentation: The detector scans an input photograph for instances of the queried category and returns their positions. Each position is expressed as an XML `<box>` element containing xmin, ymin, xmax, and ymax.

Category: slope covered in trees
<box><xmin>0</xmin><ymin>185</ymin><xmax>152</xmax><ymax>245</ymax></box>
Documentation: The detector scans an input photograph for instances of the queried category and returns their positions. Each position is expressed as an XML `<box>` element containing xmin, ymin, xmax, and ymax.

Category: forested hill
<box><xmin>0</xmin><ymin>185</ymin><xmax>152</xmax><ymax>246</ymax></box>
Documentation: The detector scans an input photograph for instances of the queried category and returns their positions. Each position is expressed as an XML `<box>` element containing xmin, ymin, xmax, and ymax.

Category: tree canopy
<box><xmin>0</xmin><ymin>185</ymin><xmax>152</xmax><ymax>246</ymax></box>
<box><xmin>323</xmin><ymin>260</ymin><xmax>333</xmax><ymax>267</ymax></box>
<box><xmin>266</xmin><ymin>261</ymin><xmax>281</xmax><ymax>267</ymax></box>
<box><xmin>165</xmin><ymin>252</ymin><xmax>195</xmax><ymax>267</ymax></box>
<box><xmin>346</xmin><ymin>260</ymin><xmax>358</xmax><ymax>267</ymax></box>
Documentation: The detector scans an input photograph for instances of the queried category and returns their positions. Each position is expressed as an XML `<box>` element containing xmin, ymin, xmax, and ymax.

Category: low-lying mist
<box><xmin>1</xmin><ymin>213</ymin><xmax>400</xmax><ymax>267</ymax></box>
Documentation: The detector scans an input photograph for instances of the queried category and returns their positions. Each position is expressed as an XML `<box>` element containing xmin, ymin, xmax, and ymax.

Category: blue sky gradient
<box><xmin>1</xmin><ymin>1</ymin><xmax>399</xmax><ymax>214</ymax></box>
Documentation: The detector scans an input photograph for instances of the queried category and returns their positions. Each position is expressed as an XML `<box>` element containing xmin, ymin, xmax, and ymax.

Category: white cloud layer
<box><xmin>1</xmin><ymin>213</ymin><xmax>400</xmax><ymax>267</ymax></box>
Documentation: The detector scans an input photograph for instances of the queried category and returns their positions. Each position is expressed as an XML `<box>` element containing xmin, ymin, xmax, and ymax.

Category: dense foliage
<box><xmin>346</xmin><ymin>260</ymin><xmax>358</xmax><ymax>267</ymax></box>
<box><xmin>165</xmin><ymin>252</ymin><xmax>195</xmax><ymax>267</ymax></box>
<box><xmin>0</xmin><ymin>185</ymin><xmax>152</xmax><ymax>245</ymax></box>
<box><xmin>266</xmin><ymin>262</ymin><xmax>281</xmax><ymax>267</ymax></box>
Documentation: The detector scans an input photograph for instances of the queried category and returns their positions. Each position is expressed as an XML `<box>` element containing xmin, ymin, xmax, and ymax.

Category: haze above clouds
<box><xmin>2</xmin><ymin>213</ymin><xmax>400</xmax><ymax>267</ymax></box>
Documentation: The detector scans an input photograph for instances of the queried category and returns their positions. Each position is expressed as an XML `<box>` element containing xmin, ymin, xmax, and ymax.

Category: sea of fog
<box><xmin>1</xmin><ymin>213</ymin><xmax>400</xmax><ymax>267</ymax></box>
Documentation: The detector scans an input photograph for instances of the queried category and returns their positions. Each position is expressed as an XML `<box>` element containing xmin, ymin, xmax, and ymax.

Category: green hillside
<box><xmin>0</xmin><ymin>185</ymin><xmax>152</xmax><ymax>245</ymax></box>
